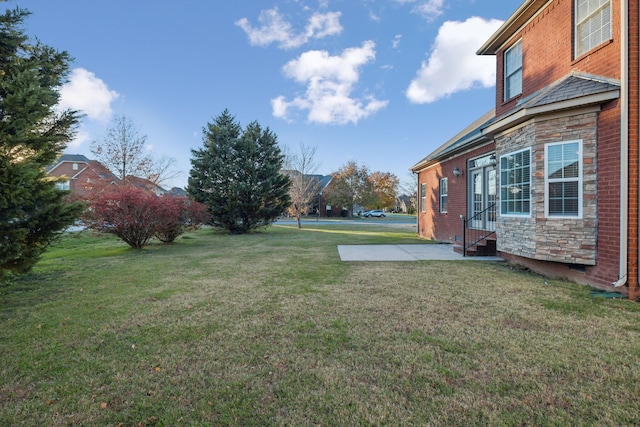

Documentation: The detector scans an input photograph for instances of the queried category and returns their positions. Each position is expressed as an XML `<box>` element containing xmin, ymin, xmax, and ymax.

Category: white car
<box><xmin>363</xmin><ymin>210</ymin><xmax>386</xmax><ymax>218</ymax></box>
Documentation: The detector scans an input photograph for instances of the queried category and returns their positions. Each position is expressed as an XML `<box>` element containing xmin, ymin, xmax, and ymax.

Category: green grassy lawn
<box><xmin>1</xmin><ymin>223</ymin><xmax>639</xmax><ymax>426</ymax></box>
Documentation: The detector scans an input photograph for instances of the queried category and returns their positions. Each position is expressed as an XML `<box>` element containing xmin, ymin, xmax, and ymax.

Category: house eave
<box><xmin>477</xmin><ymin>0</ymin><xmax>550</xmax><ymax>55</ymax></box>
<box><xmin>410</xmin><ymin>136</ymin><xmax>492</xmax><ymax>173</ymax></box>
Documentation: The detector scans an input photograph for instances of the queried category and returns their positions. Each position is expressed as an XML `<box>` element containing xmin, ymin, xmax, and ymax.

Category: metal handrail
<box><xmin>461</xmin><ymin>203</ymin><xmax>496</xmax><ymax>257</ymax></box>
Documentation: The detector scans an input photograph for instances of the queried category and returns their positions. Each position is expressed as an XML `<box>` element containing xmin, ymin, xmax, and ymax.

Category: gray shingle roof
<box><xmin>516</xmin><ymin>73</ymin><xmax>620</xmax><ymax>110</ymax></box>
<box><xmin>411</xmin><ymin>73</ymin><xmax>620</xmax><ymax>171</ymax></box>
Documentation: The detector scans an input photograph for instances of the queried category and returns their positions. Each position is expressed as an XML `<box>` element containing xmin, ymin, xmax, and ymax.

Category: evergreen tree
<box><xmin>0</xmin><ymin>7</ymin><xmax>84</xmax><ymax>276</ymax></box>
<box><xmin>187</xmin><ymin>110</ymin><xmax>291</xmax><ymax>234</ymax></box>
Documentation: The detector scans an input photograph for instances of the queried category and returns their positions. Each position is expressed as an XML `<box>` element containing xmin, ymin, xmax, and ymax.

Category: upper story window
<box><xmin>545</xmin><ymin>140</ymin><xmax>582</xmax><ymax>218</ymax></box>
<box><xmin>72</xmin><ymin>163</ymin><xmax>78</xmax><ymax>170</ymax></box>
<box><xmin>500</xmin><ymin>148</ymin><xmax>530</xmax><ymax>216</ymax></box>
<box><xmin>56</xmin><ymin>180</ymin><xmax>70</xmax><ymax>191</ymax></box>
<box><xmin>504</xmin><ymin>40</ymin><xmax>522</xmax><ymax>101</ymax></box>
<box><xmin>575</xmin><ymin>0</ymin><xmax>611</xmax><ymax>57</ymax></box>
<box><xmin>439</xmin><ymin>178</ymin><xmax>448</xmax><ymax>213</ymax></box>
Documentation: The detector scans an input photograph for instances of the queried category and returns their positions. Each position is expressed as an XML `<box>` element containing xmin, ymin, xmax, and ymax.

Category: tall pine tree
<box><xmin>187</xmin><ymin>110</ymin><xmax>291</xmax><ymax>234</ymax></box>
<box><xmin>0</xmin><ymin>7</ymin><xmax>84</xmax><ymax>276</ymax></box>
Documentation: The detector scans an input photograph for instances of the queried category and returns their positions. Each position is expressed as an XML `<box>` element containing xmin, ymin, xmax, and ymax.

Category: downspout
<box><xmin>613</xmin><ymin>0</ymin><xmax>629</xmax><ymax>288</ymax></box>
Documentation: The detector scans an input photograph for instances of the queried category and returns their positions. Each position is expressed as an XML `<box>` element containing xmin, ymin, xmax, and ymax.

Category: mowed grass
<box><xmin>1</xmin><ymin>222</ymin><xmax>640</xmax><ymax>426</ymax></box>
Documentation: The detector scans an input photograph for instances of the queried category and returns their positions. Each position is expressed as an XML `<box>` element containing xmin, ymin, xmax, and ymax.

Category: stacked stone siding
<box><xmin>496</xmin><ymin>111</ymin><xmax>598</xmax><ymax>265</ymax></box>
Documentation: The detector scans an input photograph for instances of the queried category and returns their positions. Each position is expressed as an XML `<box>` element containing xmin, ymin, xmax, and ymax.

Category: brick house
<box><xmin>47</xmin><ymin>154</ymin><xmax>118</xmax><ymax>199</ymax></box>
<box><xmin>411</xmin><ymin>0</ymin><xmax>639</xmax><ymax>299</ymax></box>
<box><xmin>48</xmin><ymin>154</ymin><xmax>167</xmax><ymax>198</ymax></box>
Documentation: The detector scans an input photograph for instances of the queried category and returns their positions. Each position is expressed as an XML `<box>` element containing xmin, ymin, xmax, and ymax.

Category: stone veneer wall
<box><xmin>496</xmin><ymin>111</ymin><xmax>598</xmax><ymax>265</ymax></box>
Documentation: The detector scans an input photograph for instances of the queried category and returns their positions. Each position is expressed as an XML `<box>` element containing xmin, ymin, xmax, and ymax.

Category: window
<box><xmin>545</xmin><ymin>140</ymin><xmax>582</xmax><ymax>217</ymax></box>
<box><xmin>575</xmin><ymin>0</ymin><xmax>611</xmax><ymax>57</ymax></box>
<box><xmin>72</xmin><ymin>163</ymin><xmax>78</xmax><ymax>170</ymax></box>
<box><xmin>504</xmin><ymin>40</ymin><xmax>522</xmax><ymax>101</ymax></box>
<box><xmin>500</xmin><ymin>148</ymin><xmax>530</xmax><ymax>215</ymax></box>
<box><xmin>56</xmin><ymin>180</ymin><xmax>70</xmax><ymax>191</ymax></box>
<box><xmin>439</xmin><ymin>178</ymin><xmax>448</xmax><ymax>213</ymax></box>
<box><xmin>420</xmin><ymin>183</ymin><xmax>427</xmax><ymax>212</ymax></box>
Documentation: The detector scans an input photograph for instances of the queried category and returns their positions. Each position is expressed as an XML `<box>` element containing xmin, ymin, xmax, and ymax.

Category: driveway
<box><xmin>338</xmin><ymin>244</ymin><xmax>504</xmax><ymax>262</ymax></box>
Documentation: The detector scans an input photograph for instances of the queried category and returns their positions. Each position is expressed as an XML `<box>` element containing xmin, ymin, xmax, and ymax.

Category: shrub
<box><xmin>84</xmin><ymin>186</ymin><xmax>160</xmax><ymax>249</ymax></box>
<box><xmin>154</xmin><ymin>195</ymin><xmax>210</xmax><ymax>243</ymax></box>
<box><xmin>84</xmin><ymin>186</ymin><xmax>210</xmax><ymax>248</ymax></box>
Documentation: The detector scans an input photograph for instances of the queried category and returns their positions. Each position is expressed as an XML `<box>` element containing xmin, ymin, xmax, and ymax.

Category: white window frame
<box><xmin>500</xmin><ymin>148</ymin><xmax>531</xmax><ymax>217</ymax></box>
<box><xmin>545</xmin><ymin>140</ymin><xmax>583</xmax><ymax>218</ymax></box>
<box><xmin>56</xmin><ymin>180</ymin><xmax>70</xmax><ymax>191</ymax></box>
<box><xmin>504</xmin><ymin>40</ymin><xmax>522</xmax><ymax>101</ymax></box>
<box><xmin>420</xmin><ymin>183</ymin><xmax>427</xmax><ymax>212</ymax></box>
<box><xmin>575</xmin><ymin>0</ymin><xmax>611</xmax><ymax>58</ymax></box>
<box><xmin>439</xmin><ymin>178</ymin><xmax>448</xmax><ymax>213</ymax></box>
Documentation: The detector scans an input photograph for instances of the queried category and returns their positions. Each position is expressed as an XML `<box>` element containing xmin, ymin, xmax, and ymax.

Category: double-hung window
<box><xmin>56</xmin><ymin>180</ymin><xmax>70</xmax><ymax>191</ymax></box>
<box><xmin>420</xmin><ymin>183</ymin><xmax>427</xmax><ymax>212</ymax></box>
<box><xmin>504</xmin><ymin>40</ymin><xmax>522</xmax><ymax>101</ymax></box>
<box><xmin>500</xmin><ymin>148</ymin><xmax>530</xmax><ymax>216</ymax></box>
<box><xmin>439</xmin><ymin>178</ymin><xmax>448</xmax><ymax>213</ymax></box>
<box><xmin>575</xmin><ymin>0</ymin><xmax>611</xmax><ymax>57</ymax></box>
<box><xmin>545</xmin><ymin>140</ymin><xmax>582</xmax><ymax>218</ymax></box>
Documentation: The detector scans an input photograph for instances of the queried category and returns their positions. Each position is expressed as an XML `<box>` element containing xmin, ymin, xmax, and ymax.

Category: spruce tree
<box><xmin>0</xmin><ymin>7</ymin><xmax>84</xmax><ymax>276</ymax></box>
<box><xmin>187</xmin><ymin>110</ymin><xmax>291</xmax><ymax>234</ymax></box>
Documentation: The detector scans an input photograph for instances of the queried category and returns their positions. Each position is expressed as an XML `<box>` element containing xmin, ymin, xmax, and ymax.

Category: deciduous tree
<box><xmin>369</xmin><ymin>171</ymin><xmax>399</xmax><ymax>210</ymax></box>
<box><xmin>90</xmin><ymin>114</ymin><xmax>152</xmax><ymax>180</ymax></box>
<box><xmin>284</xmin><ymin>143</ymin><xmax>322</xmax><ymax>228</ymax></box>
<box><xmin>90</xmin><ymin>115</ymin><xmax>180</xmax><ymax>186</ymax></box>
<box><xmin>0</xmin><ymin>7</ymin><xmax>85</xmax><ymax>276</ymax></box>
<box><xmin>324</xmin><ymin>161</ymin><xmax>374</xmax><ymax>218</ymax></box>
<box><xmin>187</xmin><ymin>110</ymin><xmax>291</xmax><ymax>234</ymax></box>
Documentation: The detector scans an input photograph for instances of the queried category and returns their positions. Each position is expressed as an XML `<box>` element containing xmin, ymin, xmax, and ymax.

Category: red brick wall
<box><xmin>628</xmin><ymin>0</ymin><xmax>640</xmax><ymax>299</ymax></box>
<box><xmin>417</xmin><ymin>144</ymin><xmax>495</xmax><ymax>243</ymax></box>
<box><xmin>496</xmin><ymin>0</ymin><xmax>621</xmax><ymax>118</ymax></box>
<box><xmin>585</xmin><ymin>101</ymin><xmax>622</xmax><ymax>286</ymax></box>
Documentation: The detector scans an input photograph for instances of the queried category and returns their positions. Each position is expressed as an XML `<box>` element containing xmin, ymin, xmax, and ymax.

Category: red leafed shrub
<box><xmin>83</xmin><ymin>186</ymin><xmax>209</xmax><ymax>249</ymax></box>
<box><xmin>154</xmin><ymin>195</ymin><xmax>210</xmax><ymax>243</ymax></box>
<box><xmin>83</xmin><ymin>186</ymin><xmax>160</xmax><ymax>249</ymax></box>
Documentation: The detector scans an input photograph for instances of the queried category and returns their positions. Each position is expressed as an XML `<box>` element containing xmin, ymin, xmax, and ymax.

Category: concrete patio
<box><xmin>337</xmin><ymin>244</ymin><xmax>504</xmax><ymax>262</ymax></box>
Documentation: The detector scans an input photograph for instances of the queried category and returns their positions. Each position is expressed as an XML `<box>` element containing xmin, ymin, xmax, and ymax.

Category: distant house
<box><xmin>411</xmin><ymin>0</ymin><xmax>639</xmax><ymax>299</ymax></box>
<box><xmin>47</xmin><ymin>154</ymin><xmax>167</xmax><ymax>198</ymax></box>
<box><xmin>47</xmin><ymin>154</ymin><xmax>118</xmax><ymax>199</ymax></box>
<box><xmin>283</xmin><ymin>170</ymin><xmax>333</xmax><ymax>216</ymax></box>
<box><xmin>395</xmin><ymin>195</ymin><xmax>414</xmax><ymax>214</ymax></box>
<box><xmin>121</xmin><ymin>175</ymin><xmax>167</xmax><ymax>196</ymax></box>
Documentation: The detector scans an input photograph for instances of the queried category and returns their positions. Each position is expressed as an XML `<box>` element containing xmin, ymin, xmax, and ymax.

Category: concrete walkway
<box><xmin>337</xmin><ymin>244</ymin><xmax>504</xmax><ymax>262</ymax></box>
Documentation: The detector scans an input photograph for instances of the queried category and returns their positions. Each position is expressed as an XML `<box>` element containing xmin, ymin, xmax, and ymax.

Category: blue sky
<box><xmin>13</xmin><ymin>0</ymin><xmax>523</xmax><ymax>189</ymax></box>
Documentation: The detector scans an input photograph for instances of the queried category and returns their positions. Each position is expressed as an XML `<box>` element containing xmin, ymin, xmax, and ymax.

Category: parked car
<box><xmin>363</xmin><ymin>209</ymin><xmax>386</xmax><ymax>218</ymax></box>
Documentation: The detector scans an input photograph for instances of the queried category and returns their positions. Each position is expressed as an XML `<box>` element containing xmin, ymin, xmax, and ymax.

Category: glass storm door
<box><xmin>471</xmin><ymin>170</ymin><xmax>484</xmax><ymax>229</ymax></box>
<box><xmin>468</xmin><ymin>154</ymin><xmax>497</xmax><ymax>231</ymax></box>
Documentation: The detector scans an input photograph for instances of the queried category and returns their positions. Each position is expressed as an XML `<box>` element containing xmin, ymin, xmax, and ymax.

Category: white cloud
<box><xmin>394</xmin><ymin>0</ymin><xmax>444</xmax><ymax>22</ymax></box>
<box><xmin>58</xmin><ymin>68</ymin><xmax>119</xmax><ymax>122</ymax></box>
<box><xmin>236</xmin><ymin>8</ymin><xmax>342</xmax><ymax>49</ymax></box>
<box><xmin>392</xmin><ymin>34</ymin><xmax>402</xmax><ymax>49</ymax></box>
<box><xmin>272</xmin><ymin>41</ymin><xmax>388</xmax><ymax>125</ymax></box>
<box><xmin>406</xmin><ymin>17</ymin><xmax>503</xmax><ymax>104</ymax></box>
<box><xmin>414</xmin><ymin>0</ymin><xmax>444</xmax><ymax>21</ymax></box>
<box><xmin>66</xmin><ymin>127</ymin><xmax>90</xmax><ymax>150</ymax></box>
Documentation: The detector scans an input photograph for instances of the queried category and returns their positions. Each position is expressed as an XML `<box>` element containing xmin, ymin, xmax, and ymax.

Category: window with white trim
<box><xmin>56</xmin><ymin>180</ymin><xmax>70</xmax><ymax>191</ymax></box>
<box><xmin>420</xmin><ymin>183</ymin><xmax>427</xmax><ymax>212</ymax></box>
<box><xmin>504</xmin><ymin>40</ymin><xmax>522</xmax><ymax>101</ymax></box>
<box><xmin>545</xmin><ymin>140</ymin><xmax>582</xmax><ymax>218</ymax></box>
<box><xmin>500</xmin><ymin>148</ymin><xmax>531</xmax><ymax>216</ymax></box>
<box><xmin>575</xmin><ymin>0</ymin><xmax>611</xmax><ymax>57</ymax></box>
<box><xmin>439</xmin><ymin>178</ymin><xmax>448</xmax><ymax>213</ymax></box>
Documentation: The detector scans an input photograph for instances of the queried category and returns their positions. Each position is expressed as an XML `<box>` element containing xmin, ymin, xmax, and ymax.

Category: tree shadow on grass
<box><xmin>0</xmin><ymin>272</ymin><xmax>66</xmax><ymax>320</ymax></box>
